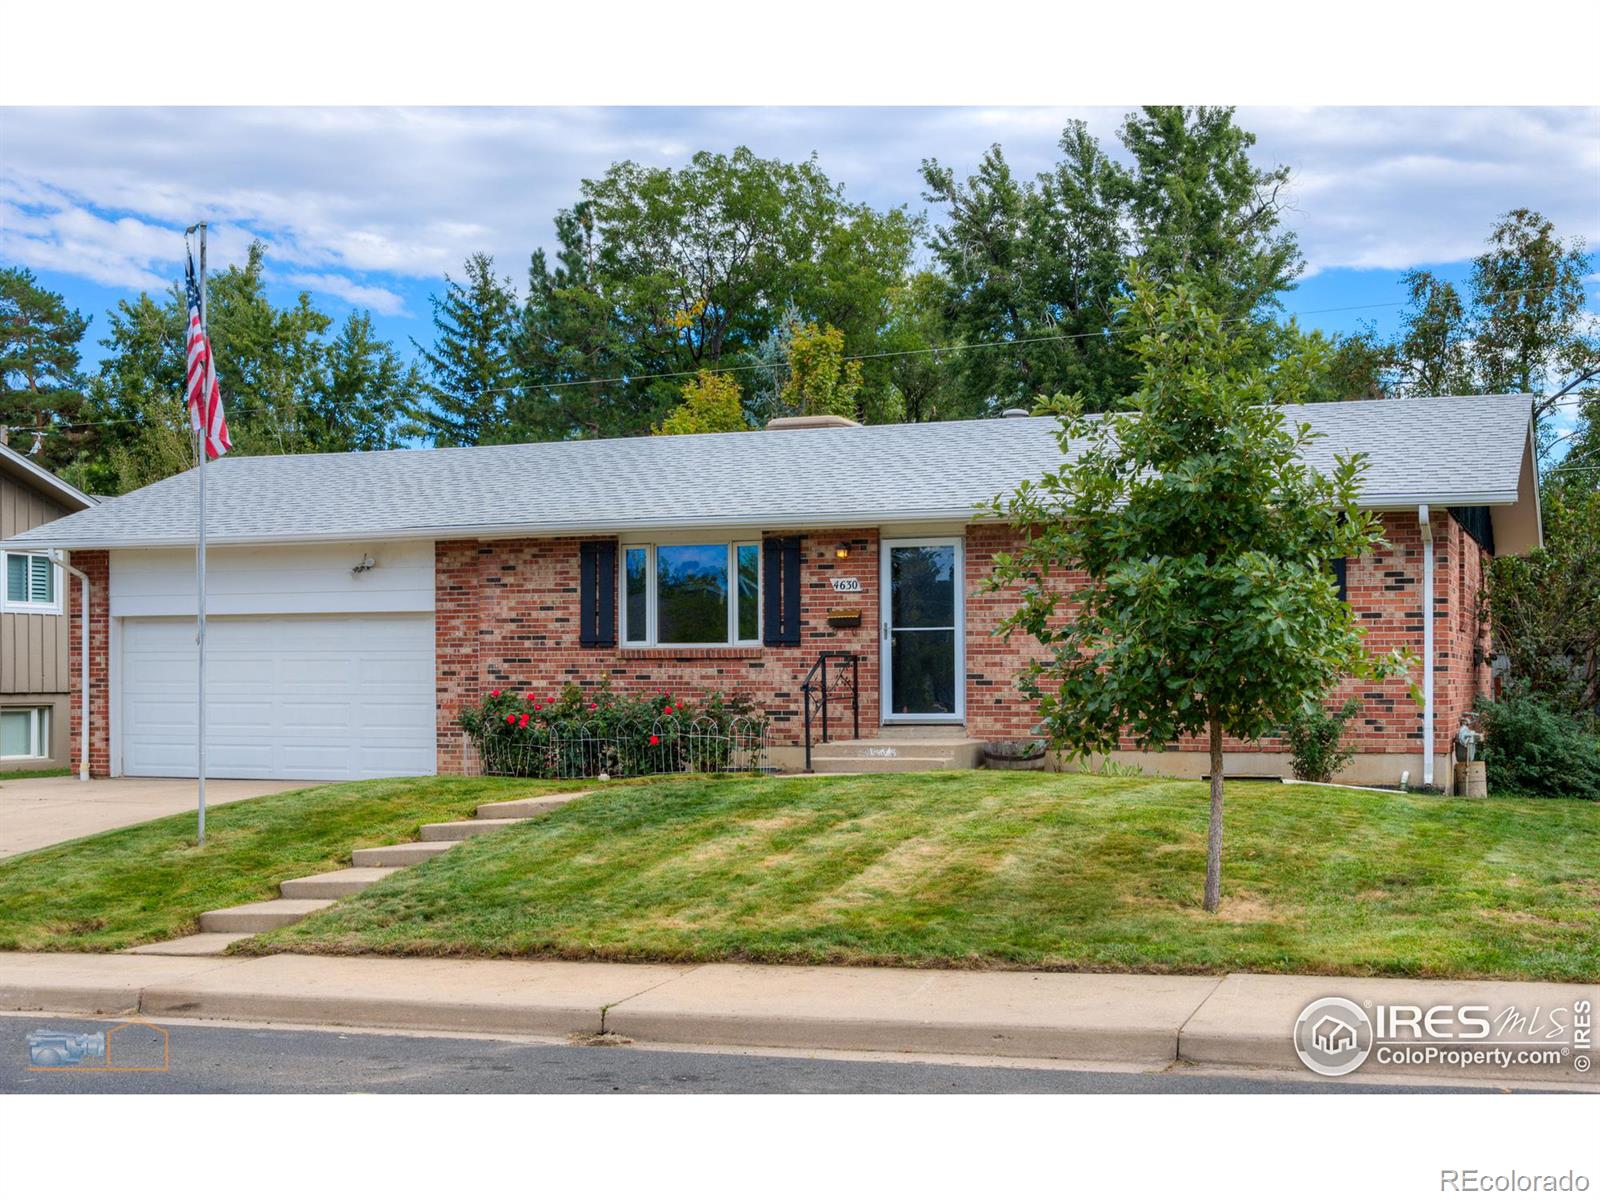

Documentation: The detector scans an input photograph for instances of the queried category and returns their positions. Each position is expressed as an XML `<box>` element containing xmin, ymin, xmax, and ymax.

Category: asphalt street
<box><xmin>0</xmin><ymin>1015</ymin><xmax>1535</xmax><ymax>1094</ymax></box>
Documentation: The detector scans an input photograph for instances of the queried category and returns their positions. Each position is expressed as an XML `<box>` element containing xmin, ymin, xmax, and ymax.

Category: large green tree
<box><xmin>985</xmin><ymin>278</ymin><xmax>1407</xmax><ymax>911</ymax></box>
<box><xmin>922</xmin><ymin>108</ymin><xmax>1305</xmax><ymax>415</ymax></box>
<box><xmin>1470</xmin><ymin>209</ymin><xmax>1597</xmax><ymax>419</ymax></box>
<box><xmin>71</xmin><ymin>242</ymin><xmax>415</xmax><ymax>493</ymax></box>
<box><xmin>921</xmin><ymin>123</ymin><xmax>1130</xmax><ymax>413</ymax></box>
<box><xmin>517</xmin><ymin>148</ymin><xmax>919</xmax><ymax>438</ymax></box>
<box><xmin>0</xmin><ymin>267</ymin><xmax>90</xmax><ymax>472</ymax></box>
<box><xmin>1389</xmin><ymin>270</ymin><xmax>1475</xmax><ymax>397</ymax></box>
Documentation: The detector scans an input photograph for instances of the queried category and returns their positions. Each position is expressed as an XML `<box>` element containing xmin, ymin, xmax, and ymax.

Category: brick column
<box><xmin>67</xmin><ymin>549</ymin><xmax>111</xmax><ymax>777</ymax></box>
<box><xmin>434</xmin><ymin>540</ymin><xmax>484</xmax><ymax>774</ymax></box>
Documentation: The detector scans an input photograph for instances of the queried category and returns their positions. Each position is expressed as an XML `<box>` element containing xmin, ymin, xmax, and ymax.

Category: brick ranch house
<box><xmin>0</xmin><ymin>394</ymin><xmax>1540</xmax><ymax>791</ymax></box>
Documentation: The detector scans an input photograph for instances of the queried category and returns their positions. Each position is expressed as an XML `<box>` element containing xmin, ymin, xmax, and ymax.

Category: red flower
<box><xmin>518</xmin><ymin>714</ymin><xmax>530</xmax><ymax>728</ymax></box>
<box><xmin>526</xmin><ymin>693</ymin><xmax>536</xmax><ymax>702</ymax></box>
<box><xmin>504</xmin><ymin>713</ymin><xmax>516</xmax><ymax>724</ymax></box>
<box><xmin>663</xmin><ymin>704</ymin><xmax>675</xmax><ymax>715</ymax></box>
<box><xmin>649</xmin><ymin>735</ymin><xmax>660</xmax><ymax>746</ymax></box>
<box><xmin>533</xmin><ymin>704</ymin><xmax>542</xmax><ymax>712</ymax></box>
<box><xmin>490</xmin><ymin>689</ymin><xmax>502</xmax><ymax>698</ymax></box>
<box><xmin>547</xmin><ymin>695</ymin><xmax>556</xmax><ymax>703</ymax></box>
<box><xmin>589</xmin><ymin>702</ymin><xmax>599</xmax><ymax>710</ymax></box>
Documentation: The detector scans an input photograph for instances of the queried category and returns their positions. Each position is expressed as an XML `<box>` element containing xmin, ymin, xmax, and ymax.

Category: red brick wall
<box><xmin>961</xmin><ymin>511</ymin><xmax>1493</xmax><ymax>763</ymax></box>
<box><xmin>67</xmin><ymin>549</ymin><xmax>110</xmax><ymax>777</ymax></box>
<box><xmin>436</xmin><ymin>530</ymin><xmax>881</xmax><ymax>754</ymax></box>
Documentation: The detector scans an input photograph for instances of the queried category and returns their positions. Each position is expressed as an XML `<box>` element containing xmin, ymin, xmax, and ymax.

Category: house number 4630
<box><xmin>831</xmin><ymin>577</ymin><xmax>862</xmax><ymax>593</ymax></box>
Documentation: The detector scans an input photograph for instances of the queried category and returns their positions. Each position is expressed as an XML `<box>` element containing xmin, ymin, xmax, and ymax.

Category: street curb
<box><xmin>600</xmin><ymin>963</ymin><xmax>1218</xmax><ymax>1064</ymax></box>
<box><xmin>2</xmin><ymin>954</ymin><xmax>1596</xmax><ymax>1087</ymax></box>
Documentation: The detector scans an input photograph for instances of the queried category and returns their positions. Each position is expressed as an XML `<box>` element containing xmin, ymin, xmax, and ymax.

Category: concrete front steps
<box><xmin>809</xmin><ymin>727</ymin><xmax>984</xmax><ymax>774</ymax></box>
<box><xmin>129</xmin><ymin>789</ymin><xmax>592</xmax><ymax>956</ymax></box>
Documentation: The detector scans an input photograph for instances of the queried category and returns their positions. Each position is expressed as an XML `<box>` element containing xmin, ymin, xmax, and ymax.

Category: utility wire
<box><xmin>4</xmin><ymin>279</ymin><xmax>1594</xmax><ymax>434</ymax></box>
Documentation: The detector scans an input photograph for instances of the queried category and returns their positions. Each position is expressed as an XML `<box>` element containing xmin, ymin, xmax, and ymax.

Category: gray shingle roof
<box><xmin>1</xmin><ymin>394</ymin><xmax>1535</xmax><ymax>551</ymax></box>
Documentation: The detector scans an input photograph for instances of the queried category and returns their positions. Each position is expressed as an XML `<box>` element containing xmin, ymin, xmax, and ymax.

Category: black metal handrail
<box><xmin>801</xmin><ymin>650</ymin><xmax>860</xmax><ymax>772</ymax></box>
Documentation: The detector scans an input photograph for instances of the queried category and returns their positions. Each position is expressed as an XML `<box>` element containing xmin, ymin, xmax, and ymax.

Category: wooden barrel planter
<box><xmin>982</xmin><ymin>740</ymin><xmax>1047</xmax><ymax>771</ymax></box>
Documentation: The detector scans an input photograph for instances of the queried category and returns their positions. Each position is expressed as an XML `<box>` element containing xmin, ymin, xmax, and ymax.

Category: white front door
<box><xmin>120</xmin><ymin>614</ymin><xmax>436</xmax><ymax>780</ymax></box>
<box><xmin>879</xmin><ymin>537</ymin><xmax>964</xmax><ymax>723</ymax></box>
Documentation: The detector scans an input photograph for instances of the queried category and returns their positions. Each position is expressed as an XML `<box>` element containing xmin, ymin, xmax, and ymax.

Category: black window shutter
<box><xmin>579</xmin><ymin>540</ymin><xmax>617</xmax><ymax>647</ymax></box>
<box><xmin>762</xmin><ymin>536</ymin><xmax>802</xmax><ymax>646</ymax></box>
<box><xmin>1332</xmin><ymin>556</ymin><xmax>1348</xmax><ymax>604</ymax></box>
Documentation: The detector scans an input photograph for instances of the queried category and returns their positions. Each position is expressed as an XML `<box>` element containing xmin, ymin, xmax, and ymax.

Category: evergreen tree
<box><xmin>0</xmin><ymin>267</ymin><xmax>90</xmax><ymax>472</ymax></box>
<box><xmin>311</xmin><ymin>312</ymin><xmax>420</xmax><ymax>452</ymax></box>
<box><xmin>408</xmin><ymin>253</ymin><xmax>521</xmax><ymax>446</ymax></box>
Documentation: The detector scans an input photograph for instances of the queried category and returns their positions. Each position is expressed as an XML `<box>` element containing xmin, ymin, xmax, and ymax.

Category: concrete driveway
<box><xmin>0</xmin><ymin>775</ymin><xmax>321</xmax><ymax>858</ymax></box>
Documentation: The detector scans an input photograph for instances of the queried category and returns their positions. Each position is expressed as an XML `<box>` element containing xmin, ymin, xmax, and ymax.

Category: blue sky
<box><xmin>2</xmin><ymin>106</ymin><xmax>1595</xmax><ymax>376</ymax></box>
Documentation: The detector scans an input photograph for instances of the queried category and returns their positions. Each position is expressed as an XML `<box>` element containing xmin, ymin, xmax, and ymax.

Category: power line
<box><xmin>3</xmin><ymin>278</ymin><xmax>1592</xmax><ymax>434</ymax></box>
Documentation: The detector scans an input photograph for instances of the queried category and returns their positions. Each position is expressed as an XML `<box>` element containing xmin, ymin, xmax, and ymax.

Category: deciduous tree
<box><xmin>654</xmin><ymin>370</ymin><xmax>748</xmax><ymax>435</ymax></box>
<box><xmin>985</xmin><ymin>277</ymin><xmax>1408</xmax><ymax>912</ymax></box>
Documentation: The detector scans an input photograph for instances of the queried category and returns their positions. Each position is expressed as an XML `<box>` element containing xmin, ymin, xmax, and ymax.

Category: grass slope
<box><xmin>0</xmin><ymin>776</ymin><xmax>576</xmax><ymax>951</ymax></box>
<box><xmin>254</xmin><ymin>773</ymin><xmax>1600</xmax><ymax>981</ymax></box>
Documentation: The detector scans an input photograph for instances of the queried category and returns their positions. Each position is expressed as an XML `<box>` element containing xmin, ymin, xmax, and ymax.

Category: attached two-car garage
<box><xmin>120</xmin><ymin>614</ymin><xmax>436</xmax><ymax>780</ymax></box>
<box><xmin>110</xmin><ymin>541</ymin><xmax>438</xmax><ymax>781</ymax></box>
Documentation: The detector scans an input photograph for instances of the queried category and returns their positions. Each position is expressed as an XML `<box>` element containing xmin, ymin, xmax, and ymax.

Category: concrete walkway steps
<box><xmin>199</xmin><ymin>898</ymin><xmax>335</xmax><ymax>934</ymax></box>
<box><xmin>279</xmin><ymin>867</ymin><xmax>399</xmax><ymax>899</ymax></box>
<box><xmin>137</xmin><ymin>789</ymin><xmax>592</xmax><ymax>955</ymax></box>
<box><xmin>808</xmin><ymin>731</ymin><xmax>984</xmax><ymax>775</ymax></box>
<box><xmin>4</xmin><ymin>953</ymin><xmax>1593</xmax><ymax>1088</ymax></box>
<box><xmin>350</xmin><ymin>841</ymin><xmax>458</xmax><ymax>867</ymax></box>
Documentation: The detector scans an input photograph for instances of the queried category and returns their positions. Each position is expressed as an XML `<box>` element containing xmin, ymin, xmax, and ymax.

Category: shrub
<box><xmin>1283</xmin><ymin>698</ymin><xmax>1359</xmax><ymax>783</ymax></box>
<box><xmin>458</xmin><ymin>683</ymin><xmax>766</xmax><ymax>779</ymax></box>
<box><xmin>1477</xmin><ymin>695</ymin><xmax>1600</xmax><ymax>799</ymax></box>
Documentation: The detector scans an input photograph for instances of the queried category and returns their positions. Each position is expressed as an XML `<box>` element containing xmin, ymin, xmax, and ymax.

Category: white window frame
<box><xmin>0</xmin><ymin>706</ymin><xmax>51</xmax><ymax>760</ymax></box>
<box><xmin>619</xmin><ymin>540</ymin><xmax>762</xmax><ymax>648</ymax></box>
<box><xmin>2</xmin><ymin>552</ymin><xmax>62</xmax><ymax>615</ymax></box>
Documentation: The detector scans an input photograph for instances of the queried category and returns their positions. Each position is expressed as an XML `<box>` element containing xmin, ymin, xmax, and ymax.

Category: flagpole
<box><xmin>194</xmin><ymin>223</ymin><xmax>208</xmax><ymax>847</ymax></box>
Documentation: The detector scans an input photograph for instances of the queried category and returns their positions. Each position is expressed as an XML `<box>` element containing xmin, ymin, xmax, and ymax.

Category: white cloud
<box><xmin>1</xmin><ymin>105</ymin><xmax>1596</xmax><ymax>299</ymax></box>
<box><xmin>282</xmin><ymin>272</ymin><xmax>409</xmax><ymax>316</ymax></box>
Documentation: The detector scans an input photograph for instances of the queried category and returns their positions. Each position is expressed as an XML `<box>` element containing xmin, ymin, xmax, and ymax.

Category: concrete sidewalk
<box><xmin>1</xmin><ymin>952</ymin><xmax>1594</xmax><ymax>1088</ymax></box>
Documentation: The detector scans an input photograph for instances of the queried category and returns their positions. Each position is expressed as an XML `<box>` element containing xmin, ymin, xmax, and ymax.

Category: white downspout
<box><xmin>51</xmin><ymin>551</ymin><xmax>91</xmax><ymax>782</ymax></box>
<box><xmin>1418</xmin><ymin>506</ymin><xmax>1434</xmax><ymax>789</ymax></box>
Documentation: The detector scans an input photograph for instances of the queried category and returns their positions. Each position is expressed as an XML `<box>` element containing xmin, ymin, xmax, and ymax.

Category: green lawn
<box><xmin>249</xmin><ymin>773</ymin><xmax>1600</xmax><ymax>982</ymax></box>
<box><xmin>0</xmin><ymin>776</ymin><xmax>592</xmax><ymax>951</ymax></box>
<box><xmin>0</xmin><ymin>767</ymin><xmax>72</xmax><ymax>781</ymax></box>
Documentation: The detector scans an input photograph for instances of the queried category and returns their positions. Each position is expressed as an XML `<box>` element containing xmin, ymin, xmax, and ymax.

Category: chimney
<box><xmin>765</xmin><ymin>414</ymin><xmax>861</xmax><ymax>431</ymax></box>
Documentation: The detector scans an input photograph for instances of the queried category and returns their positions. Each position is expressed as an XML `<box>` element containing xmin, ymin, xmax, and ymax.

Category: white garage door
<box><xmin>121</xmin><ymin>615</ymin><xmax>436</xmax><ymax>780</ymax></box>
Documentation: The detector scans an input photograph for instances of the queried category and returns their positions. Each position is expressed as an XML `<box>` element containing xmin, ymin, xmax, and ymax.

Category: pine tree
<box><xmin>408</xmin><ymin>253</ymin><xmax>521</xmax><ymax>447</ymax></box>
<box><xmin>0</xmin><ymin>267</ymin><xmax>90</xmax><ymax>472</ymax></box>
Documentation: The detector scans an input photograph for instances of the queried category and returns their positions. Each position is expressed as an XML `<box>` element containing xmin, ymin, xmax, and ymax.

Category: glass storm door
<box><xmin>880</xmin><ymin>538</ymin><xmax>964</xmax><ymax>722</ymax></box>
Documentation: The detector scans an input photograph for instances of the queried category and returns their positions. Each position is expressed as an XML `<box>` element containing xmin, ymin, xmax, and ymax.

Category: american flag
<box><xmin>185</xmin><ymin>250</ymin><xmax>231</xmax><ymax>459</ymax></box>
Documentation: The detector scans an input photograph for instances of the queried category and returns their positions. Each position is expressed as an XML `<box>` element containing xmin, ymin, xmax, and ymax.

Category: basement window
<box><xmin>2</xmin><ymin>553</ymin><xmax>60</xmax><ymax>614</ymax></box>
<box><xmin>0</xmin><ymin>707</ymin><xmax>50</xmax><ymax>760</ymax></box>
<box><xmin>621</xmin><ymin>541</ymin><xmax>761</xmax><ymax>647</ymax></box>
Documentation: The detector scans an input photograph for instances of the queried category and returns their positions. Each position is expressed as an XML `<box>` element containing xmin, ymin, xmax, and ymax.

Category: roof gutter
<box><xmin>0</xmin><ymin>493</ymin><xmax>1530</xmax><ymax>555</ymax></box>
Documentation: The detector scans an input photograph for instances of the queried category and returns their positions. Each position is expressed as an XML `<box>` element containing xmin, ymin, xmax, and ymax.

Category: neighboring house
<box><xmin>0</xmin><ymin>442</ymin><xmax>97</xmax><ymax>771</ymax></box>
<box><xmin>0</xmin><ymin>394</ymin><xmax>1541</xmax><ymax>790</ymax></box>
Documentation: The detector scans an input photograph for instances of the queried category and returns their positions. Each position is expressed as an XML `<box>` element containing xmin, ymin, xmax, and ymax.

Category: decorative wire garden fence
<box><xmin>463</xmin><ymin>716</ymin><xmax>769</xmax><ymax>780</ymax></box>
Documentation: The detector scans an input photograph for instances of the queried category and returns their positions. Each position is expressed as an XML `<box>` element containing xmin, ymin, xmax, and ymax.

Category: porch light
<box><xmin>835</xmin><ymin>543</ymin><xmax>850</xmax><ymax>559</ymax></box>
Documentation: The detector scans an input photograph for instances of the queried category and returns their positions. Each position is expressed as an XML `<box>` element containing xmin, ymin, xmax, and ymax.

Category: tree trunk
<box><xmin>1204</xmin><ymin>712</ymin><xmax>1224</xmax><ymax>913</ymax></box>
